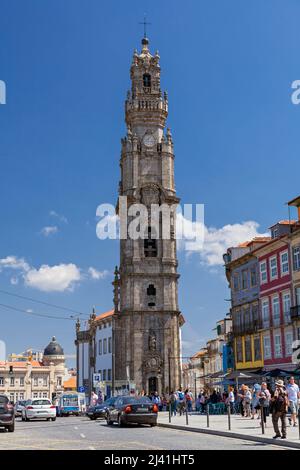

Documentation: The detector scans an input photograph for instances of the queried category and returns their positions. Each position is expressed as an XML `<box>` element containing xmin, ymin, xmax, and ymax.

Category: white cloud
<box><xmin>177</xmin><ymin>215</ymin><xmax>268</xmax><ymax>266</ymax></box>
<box><xmin>49</xmin><ymin>210</ymin><xmax>68</xmax><ymax>224</ymax></box>
<box><xmin>40</xmin><ymin>226</ymin><xmax>58</xmax><ymax>237</ymax></box>
<box><xmin>88</xmin><ymin>267</ymin><xmax>110</xmax><ymax>280</ymax></box>
<box><xmin>0</xmin><ymin>255</ymin><xmax>109</xmax><ymax>292</ymax></box>
<box><xmin>0</xmin><ymin>256</ymin><xmax>30</xmax><ymax>272</ymax></box>
<box><xmin>24</xmin><ymin>263</ymin><xmax>81</xmax><ymax>292</ymax></box>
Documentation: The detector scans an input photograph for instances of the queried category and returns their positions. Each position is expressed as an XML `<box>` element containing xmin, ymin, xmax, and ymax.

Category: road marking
<box><xmin>88</xmin><ymin>446</ymin><xmax>95</xmax><ymax>450</ymax></box>
<box><xmin>80</xmin><ymin>433</ymin><xmax>86</xmax><ymax>439</ymax></box>
<box><xmin>74</xmin><ymin>426</ymin><xmax>78</xmax><ymax>430</ymax></box>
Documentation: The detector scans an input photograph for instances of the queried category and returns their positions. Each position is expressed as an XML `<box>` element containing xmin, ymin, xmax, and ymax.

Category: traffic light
<box><xmin>9</xmin><ymin>365</ymin><xmax>13</xmax><ymax>375</ymax></box>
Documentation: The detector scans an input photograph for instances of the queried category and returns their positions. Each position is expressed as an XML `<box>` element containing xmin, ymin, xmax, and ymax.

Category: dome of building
<box><xmin>43</xmin><ymin>336</ymin><xmax>64</xmax><ymax>357</ymax></box>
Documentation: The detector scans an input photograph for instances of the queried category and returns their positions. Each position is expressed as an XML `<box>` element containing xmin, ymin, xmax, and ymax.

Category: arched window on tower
<box><xmin>147</xmin><ymin>284</ymin><xmax>156</xmax><ymax>307</ymax></box>
<box><xmin>144</xmin><ymin>226</ymin><xmax>157</xmax><ymax>257</ymax></box>
<box><xmin>143</xmin><ymin>73</ymin><xmax>151</xmax><ymax>89</ymax></box>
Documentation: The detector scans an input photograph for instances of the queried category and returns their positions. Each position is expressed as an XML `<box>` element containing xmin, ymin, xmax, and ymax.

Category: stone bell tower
<box><xmin>114</xmin><ymin>36</ymin><xmax>183</xmax><ymax>394</ymax></box>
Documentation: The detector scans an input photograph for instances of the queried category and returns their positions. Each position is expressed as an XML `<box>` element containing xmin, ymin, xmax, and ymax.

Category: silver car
<box><xmin>22</xmin><ymin>399</ymin><xmax>56</xmax><ymax>422</ymax></box>
<box><xmin>15</xmin><ymin>400</ymin><xmax>26</xmax><ymax>417</ymax></box>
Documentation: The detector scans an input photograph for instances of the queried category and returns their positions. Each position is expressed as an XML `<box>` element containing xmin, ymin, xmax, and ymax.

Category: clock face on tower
<box><xmin>143</xmin><ymin>133</ymin><xmax>156</xmax><ymax>148</ymax></box>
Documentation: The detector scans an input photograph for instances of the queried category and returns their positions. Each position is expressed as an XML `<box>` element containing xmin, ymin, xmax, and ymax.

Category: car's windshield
<box><xmin>32</xmin><ymin>400</ymin><xmax>51</xmax><ymax>406</ymax></box>
<box><xmin>62</xmin><ymin>396</ymin><xmax>78</xmax><ymax>406</ymax></box>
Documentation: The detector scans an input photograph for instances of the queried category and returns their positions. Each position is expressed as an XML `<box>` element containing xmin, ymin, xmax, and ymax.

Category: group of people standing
<box><xmin>234</xmin><ymin>377</ymin><xmax>300</xmax><ymax>439</ymax></box>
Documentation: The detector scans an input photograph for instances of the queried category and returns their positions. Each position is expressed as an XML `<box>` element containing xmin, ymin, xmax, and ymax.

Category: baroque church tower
<box><xmin>114</xmin><ymin>36</ymin><xmax>183</xmax><ymax>394</ymax></box>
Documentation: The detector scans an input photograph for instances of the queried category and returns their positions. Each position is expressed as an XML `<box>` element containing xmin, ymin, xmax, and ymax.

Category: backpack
<box><xmin>178</xmin><ymin>392</ymin><xmax>184</xmax><ymax>401</ymax></box>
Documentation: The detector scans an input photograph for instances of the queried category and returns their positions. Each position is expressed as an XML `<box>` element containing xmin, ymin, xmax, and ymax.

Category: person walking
<box><xmin>237</xmin><ymin>384</ymin><xmax>245</xmax><ymax>416</ymax></box>
<box><xmin>169</xmin><ymin>391</ymin><xmax>178</xmax><ymax>417</ymax></box>
<box><xmin>177</xmin><ymin>387</ymin><xmax>185</xmax><ymax>415</ymax></box>
<box><xmin>184</xmin><ymin>388</ymin><xmax>193</xmax><ymax>413</ymax></box>
<box><xmin>271</xmin><ymin>379</ymin><xmax>288</xmax><ymax>439</ymax></box>
<box><xmin>152</xmin><ymin>391</ymin><xmax>162</xmax><ymax>411</ymax></box>
<box><xmin>242</xmin><ymin>386</ymin><xmax>252</xmax><ymax>417</ymax></box>
<box><xmin>258</xmin><ymin>382</ymin><xmax>271</xmax><ymax>428</ymax></box>
<box><xmin>251</xmin><ymin>384</ymin><xmax>261</xmax><ymax>420</ymax></box>
<box><xmin>227</xmin><ymin>386</ymin><xmax>235</xmax><ymax>414</ymax></box>
<box><xmin>286</xmin><ymin>376</ymin><xmax>300</xmax><ymax>427</ymax></box>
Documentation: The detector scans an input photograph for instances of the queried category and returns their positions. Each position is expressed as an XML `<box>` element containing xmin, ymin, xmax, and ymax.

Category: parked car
<box><xmin>22</xmin><ymin>399</ymin><xmax>56</xmax><ymax>422</ymax></box>
<box><xmin>15</xmin><ymin>400</ymin><xmax>26</xmax><ymax>417</ymax></box>
<box><xmin>87</xmin><ymin>397</ymin><xmax>117</xmax><ymax>420</ymax></box>
<box><xmin>106</xmin><ymin>395</ymin><xmax>158</xmax><ymax>427</ymax></box>
<box><xmin>0</xmin><ymin>394</ymin><xmax>15</xmax><ymax>432</ymax></box>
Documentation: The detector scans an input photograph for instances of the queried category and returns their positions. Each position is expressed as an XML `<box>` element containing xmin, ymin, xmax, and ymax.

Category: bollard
<box><xmin>206</xmin><ymin>403</ymin><xmax>210</xmax><ymax>428</ymax></box>
<box><xmin>169</xmin><ymin>403</ymin><xmax>171</xmax><ymax>423</ymax></box>
<box><xmin>227</xmin><ymin>404</ymin><xmax>231</xmax><ymax>431</ymax></box>
<box><xmin>185</xmin><ymin>407</ymin><xmax>189</xmax><ymax>425</ymax></box>
<box><xmin>260</xmin><ymin>405</ymin><xmax>265</xmax><ymax>435</ymax></box>
<box><xmin>298</xmin><ymin>410</ymin><xmax>300</xmax><ymax>440</ymax></box>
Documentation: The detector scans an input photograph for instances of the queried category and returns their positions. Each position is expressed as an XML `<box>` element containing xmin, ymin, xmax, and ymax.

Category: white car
<box><xmin>22</xmin><ymin>399</ymin><xmax>56</xmax><ymax>422</ymax></box>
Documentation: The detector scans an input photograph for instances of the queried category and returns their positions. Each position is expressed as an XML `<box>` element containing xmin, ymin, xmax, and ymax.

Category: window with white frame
<box><xmin>108</xmin><ymin>337</ymin><xmax>112</xmax><ymax>354</ymax></box>
<box><xmin>270</xmin><ymin>256</ymin><xmax>278</xmax><ymax>280</ymax></box>
<box><xmin>19</xmin><ymin>393</ymin><xmax>24</xmax><ymax>400</ymax></box>
<box><xmin>20</xmin><ymin>376</ymin><xmax>24</xmax><ymax>387</ymax></box>
<box><xmin>280</xmin><ymin>251</ymin><xmax>289</xmax><ymax>275</ymax></box>
<box><xmin>33</xmin><ymin>377</ymin><xmax>38</xmax><ymax>387</ymax></box>
<box><xmin>10</xmin><ymin>376</ymin><xmax>15</xmax><ymax>386</ymax></box>
<box><xmin>9</xmin><ymin>393</ymin><xmax>14</xmax><ymax>402</ymax></box>
<box><xmin>57</xmin><ymin>377</ymin><xmax>62</xmax><ymax>387</ymax></box>
<box><xmin>99</xmin><ymin>339</ymin><xmax>102</xmax><ymax>355</ymax></box>
<box><xmin>274</xmin><ymin>333</ymin><xmax>282</xmax><ymax>357</ymax></box>
<box><xmin>272</xmin><ymin>296</ymin><xmax>280</xmax><ymax>326</ymax></box>
<box><xmin>260</xmin><ymin>261</ymin><xmax>267</xmax><ymax>284</ymax></box>
<box><xmin>262</xmin><ymin>299</ymin><xmax>270</xmax><ymax>327</ymax></box>
<box><xmin>42</xmin><ymin>392</ymin><xmax>48</xmax><ymax>398</ymax></box>
<box><xmin>283</xmin><ymin>292</ymin><xmax>291</xmax><ymax>322</ymax></box>
<box><xmin>43</xmin><ymin>376</ymin><xmax>47</xmax><ymax>387</ymax></box>
<box><xmin>33</xmin><ymin>392</ymin><xmax>38</xmax><ymax>398</ymax></box>
<box><xmin>285</xmin><ymin>331</ymin><xmax>293</xmax><ymax>356</ymax></box>
<box><xmin>0</xmin><ymin>377</ymin><xmax>4</xmax><ymax>386</ymax></box>
<box><xmin>293</xmin><ymin>246</ymin><xmax>300</xmax><ymax>271</ymax></box>
<box><xmin>103</xmin><ymin>338</ymin><xmax>107</xmax><ymax>354</ymax></box>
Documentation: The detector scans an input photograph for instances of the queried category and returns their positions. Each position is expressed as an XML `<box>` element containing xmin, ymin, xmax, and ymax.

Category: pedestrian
<box><xmin>227</xmin><ymin>386</ymin><xmax>235</xmax><ymax>414</ymax></box>
<box><xmin>170</xmin><ymin>390</ymin><xmax>178</xmax><ymax>417</ymax></box>
<box><xmin>251</xmin><ymin>384</ymin><xmax>261</xmax><ymax>420</ymax></box>
<box><xmin>270</xmin><ymin>379</ymin><xmax>288</xmax><ymax>439</ymax></box>
<box><xmin>242</xmin><ymin>386</ymin><xmax>252</xmax><ymax>417</ymax></box>
<box><xmin>90</xmin><ymin>391</ymin><xmax>98</xmax><ymax>406</ymax></box>
<box><xmin>184</xmin><ymin>388</ymin><xmax>193</xmax><ymax>413</ymax></box>
<box><xmin>152</xmin><ymin>391</ymin><xmax>162</xmax><ymax>411</ymax></box>
<box><xmin>176</xmin><ymin>387</ymin><xmax>185</xmax><ymax>415</ymax></box>
<box><xmin>210</xmin><ymin>389</ymin><xmax>218</xmax><ymax>404</ymax></box>
<box><xmin>286</xmin><ymin>376</ymin><xmax>300</xmax><ymax>427</ymax></box>
<box><xmin>258</xmin><ymin>382</ymin><xmax>271</xmax><ymax>428</ymax></box>
<box><xmin>200</xmin><ymin>392</ymin><xmax>206</xmax><ymax>413</ymax></box>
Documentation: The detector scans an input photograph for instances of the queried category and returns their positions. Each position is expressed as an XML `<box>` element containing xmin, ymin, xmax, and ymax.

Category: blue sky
<box><xmin>0</xmin><ymin>0</ymin><xmax>300</xmax><ymax>364</ymax></box>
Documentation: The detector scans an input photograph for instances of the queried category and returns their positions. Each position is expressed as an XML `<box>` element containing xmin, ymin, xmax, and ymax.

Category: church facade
<box><xmin>113</xmin><ymin>36</ymin><xmax>184</xmax><ymax>395</ymax></box>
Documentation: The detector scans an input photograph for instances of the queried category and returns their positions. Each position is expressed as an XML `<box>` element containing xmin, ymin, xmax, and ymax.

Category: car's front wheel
<box><xmin>7</xmin><ymin>423</ymin><xmax>15</xmax><ymax>432</ymax></box>
<box><xmin>106</xmin><ymin>414</ymin><xmax>113</xmax><ymax>425</ymax></box>
<box><xmin>51</xmin><ymin>417</ymin><xmax>56</xmax><ymax>422</ymax></box>
<box><xmin>118</xmin><ymin>414</ymin><xmax>124</xmax><ymax>427</ymax></box>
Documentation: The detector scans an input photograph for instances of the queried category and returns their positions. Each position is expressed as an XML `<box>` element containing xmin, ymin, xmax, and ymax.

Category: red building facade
<box><xmin>256</xmin><ymin>233</ymin><xmax>293</xmax><ymax>370</ymax></box>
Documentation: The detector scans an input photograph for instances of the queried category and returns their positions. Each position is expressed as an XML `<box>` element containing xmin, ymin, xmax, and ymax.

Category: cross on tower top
<box><xmin>139</xmin><ymin>15</ymin><xmax>151</xmax><ymax>39</ymax></box>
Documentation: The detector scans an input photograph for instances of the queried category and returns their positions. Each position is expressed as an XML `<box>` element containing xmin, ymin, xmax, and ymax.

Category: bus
<box><xmin>57</xmin><ymin>393</ymin><xmax>86</xmax><ymax>417</ymax></box>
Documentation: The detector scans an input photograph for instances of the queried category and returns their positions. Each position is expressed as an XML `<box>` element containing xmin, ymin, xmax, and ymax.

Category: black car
<box><xmin>106</xmin><ymin>395</ymin><xmax>158</xmax><ymax>427</ymax></box>
<box><xmin>0</xmin><ymin>395</ymin><xmax>15</xmax><ymax>432</ymax></box>
<box><xmin>86</xmin><ymin>397</ymin><xmax>117</xmax><ymax>420</ymax></box>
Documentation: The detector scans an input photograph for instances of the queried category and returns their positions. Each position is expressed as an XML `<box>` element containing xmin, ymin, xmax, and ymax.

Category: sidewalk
<box><xmin>157</xmin><ymin>412</ymin><xmax>300</xmax><ymax>449</ymax></box>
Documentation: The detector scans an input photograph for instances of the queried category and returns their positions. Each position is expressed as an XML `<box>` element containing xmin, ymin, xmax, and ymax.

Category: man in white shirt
<box><xmin>286</xmin><ymin>376</ymin><xmax>300</xmax><ymax>426</ymax></box>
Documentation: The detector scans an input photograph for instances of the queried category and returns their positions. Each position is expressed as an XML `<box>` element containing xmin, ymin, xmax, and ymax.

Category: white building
<box><xmin>75</xmin><ymin>309</ymin><xmax>114</xmax><ymax>402</ymax></box>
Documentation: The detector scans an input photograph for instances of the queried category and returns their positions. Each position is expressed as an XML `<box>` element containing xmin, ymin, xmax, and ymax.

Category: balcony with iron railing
<box><xmin>233</xmin><ymin>319</ymin><xmax>262</xmax><ymax>335</ymax></box>
<box><xmin>291</xmin><ymin>305</ymin><xmax>300</xmax><ymax>320</ymax></box>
